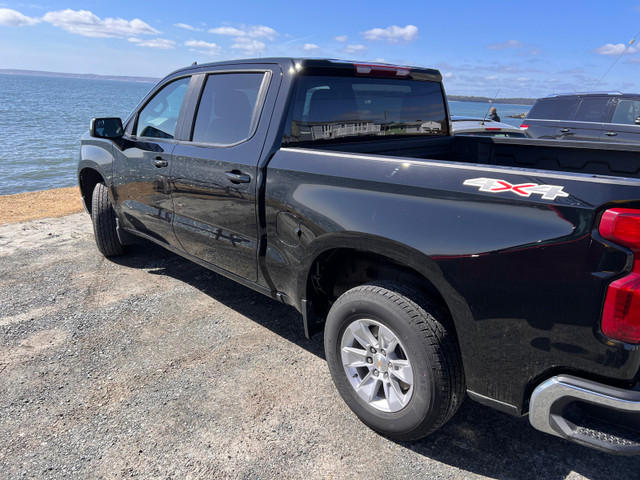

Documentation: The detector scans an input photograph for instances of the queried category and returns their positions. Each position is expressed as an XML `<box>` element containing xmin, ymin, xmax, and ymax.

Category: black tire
<box><xmin>91</xmin><ymin>182</ymin><xmax>125</xmax><ymax>257</ymax></box>
<box><xmin>324</xmin><ymin>281</ymin><xmax>465</xmax><ymax>441</ymax></box>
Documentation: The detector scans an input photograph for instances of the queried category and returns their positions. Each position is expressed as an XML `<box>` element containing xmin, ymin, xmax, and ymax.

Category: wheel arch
<box><xmin>300</xmin><ymin>234</ymin><xmax>472</xmax><ymax>339</ymax></box>
<box><xmin>78</xmin><ymin>167</ymin><xmax>106</xmax><ymax>213</ymax></box>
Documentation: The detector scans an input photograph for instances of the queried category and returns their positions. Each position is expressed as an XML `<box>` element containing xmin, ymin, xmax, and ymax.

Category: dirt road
<box><xmin>0</xmin><ymin>212</ymin><xmax>638</xmax><ymax>479</ymax></box>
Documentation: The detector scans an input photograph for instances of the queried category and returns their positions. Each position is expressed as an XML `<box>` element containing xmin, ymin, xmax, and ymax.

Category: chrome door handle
<box><xmin>154</xmin><ymin>157</ymin><xmax>169</xmax><ymax>168</ymax></box>
<box><xmin>225</xmin><ymin>171</ymin><xmax>251</xmax><ymax>184</ymax></box>
<box><xmin>559</xmin><ymin>128</ymin><xmax>570</xmax><ymax>133</ymax></box>
<box><xmin>604</xmin><ymin>131</ymin><xmax>618</xmax><ymax>136</ymax></box>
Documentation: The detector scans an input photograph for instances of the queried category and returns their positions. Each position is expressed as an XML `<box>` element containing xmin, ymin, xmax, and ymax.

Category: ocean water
<box><xmin>0</xmin><ymin>74</ymin><xmax>154</xmax><ymax>195</ymax></box>
<box><xmin>448</xmin><ymin>101</ymin><xmax>530</xmax><ymax>127</ymax></box>
<box><xmin>0</xmin><ymin>74</ymin><xmax>531</xmax><ymax>195</ymax></box>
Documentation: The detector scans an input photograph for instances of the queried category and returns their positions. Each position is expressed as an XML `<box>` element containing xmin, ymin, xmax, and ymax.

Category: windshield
<box><xmin>283</xmin><ymin>75</ymin><xmax>447</xmax><ymax>145</ymax></box>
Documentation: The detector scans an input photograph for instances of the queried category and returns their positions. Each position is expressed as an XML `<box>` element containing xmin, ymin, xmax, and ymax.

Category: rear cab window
<box><xmin>283</xmin><ymin>71</ymin><xmax>447</xmax><ymax>146</ymax></box>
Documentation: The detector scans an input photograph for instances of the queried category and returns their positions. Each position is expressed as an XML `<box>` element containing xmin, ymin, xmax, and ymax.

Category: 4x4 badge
<box><xmin>463</xmin><ymin>177</ymin><xmax>569</xmax><ymax>200</ymax></box>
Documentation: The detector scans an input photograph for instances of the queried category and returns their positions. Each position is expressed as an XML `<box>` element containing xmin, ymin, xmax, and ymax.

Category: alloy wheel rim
<box><xmin>340</xmin><ymin>318</ymin><xmax>414</xmax><ymax>413</ymax></box>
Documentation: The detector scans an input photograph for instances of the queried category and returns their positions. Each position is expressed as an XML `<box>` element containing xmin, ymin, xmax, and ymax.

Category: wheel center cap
<box><xmin>373</xmin><ymin>353</ymin><xmax>388</xmax><ymax>373</ymax></box>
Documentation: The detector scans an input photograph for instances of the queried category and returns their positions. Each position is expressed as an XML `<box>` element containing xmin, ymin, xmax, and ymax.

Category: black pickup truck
<box><xmin>78</xmin><ymin>58</ymin><xmax>640</xmax><ymax>454</ymax></box>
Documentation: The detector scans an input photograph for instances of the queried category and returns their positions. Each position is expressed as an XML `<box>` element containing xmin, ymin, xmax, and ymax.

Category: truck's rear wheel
<box><xmin>91</xmin><ymin>182</ymin><xmax>125</xmax><ymax>257</ymax></box>
<box><xmin>324</xmin><ymin>282</ymin><xmax>465</xmax><ymax>440</ymax></box>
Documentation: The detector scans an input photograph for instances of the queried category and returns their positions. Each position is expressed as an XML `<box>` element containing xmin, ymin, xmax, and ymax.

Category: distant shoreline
<box><xmin>0</xmin><ymin>68</ymin><xmax>536</xmax><ymax>103</ymax></box>
<box><xmin>0</xmin><ymin>68</ymin><xmax>158</xmax><ymax>84</ymax></box>
<box><xmin>448</xmin><ymin>95</ymin><xmax>535</xmax><ymax>105</ymax></box>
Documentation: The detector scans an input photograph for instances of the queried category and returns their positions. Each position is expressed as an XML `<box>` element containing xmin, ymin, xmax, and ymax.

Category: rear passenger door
<box><xmin>170</xmin><ymin>66</ymin><xmax>277</xmax><ymax>281</ymax></box>
<box><xmin>524</xmin><ymin>96</ymin><xmax>579</xmax><ymax>139</ymax></box>
<box><xmin>554</xmin><ymin>96</ymin><xmax>611</xmax><ymax>141</ymax></box>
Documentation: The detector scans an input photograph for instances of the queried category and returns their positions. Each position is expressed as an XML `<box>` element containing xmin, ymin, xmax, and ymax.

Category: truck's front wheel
<box><xmin>91</xmin><ymin>182</ymin><xmax>125</xmax><ymax>257</ymax></box>
<box><xmin>324</xmin><ymin>282</ymin><xmax>465</xmax><ymax>440</ymax></box>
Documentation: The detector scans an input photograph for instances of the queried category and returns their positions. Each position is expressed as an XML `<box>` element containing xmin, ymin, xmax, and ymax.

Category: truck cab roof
<box><xmin>169</xmin><ymin>57</ymin><xmax>443</xmax><ymax>82</ymax></box>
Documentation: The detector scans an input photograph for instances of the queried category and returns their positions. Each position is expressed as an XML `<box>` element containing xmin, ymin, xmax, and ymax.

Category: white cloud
<box><xmin>486</xmin><ymin>40</ymin><xmax>522</xmax><ymax>50</ymax></box>
<box><xmin>303</xmin><ymin>43</ymin><xmax>319</xmax><ymax>51</ymax></box>
<box><xmin>42</xmin><ymin>9</ymin><xmax>158</xmax><ymax>38</ymax></box>
<box><xmin>249</xmin><ymin>25</ymin><xmax>278</xmax><ymax>40</ymax></box>
<box><xmin>209</xmin><ymin>24</ymin><xmax>278</xmax><ymax>40</ymax></box>
<box><xmin>0</xmin><ymin>8</ymin><xmax>40</xmax><ymax>26</ymax></box>
<box><xmin>128</xmin><ymin>37</ymin><xmax>175</xmax><ymax>49</ymax></box>
<box><xmin>232</xmin><ymin>37</ymin><xmax>266</xmax><ymax>55</ymax></box>
<box><xmin>209</xmin><ymin>26</ymin><xmax>245</xmax><ymax>36</ymax></box>
<box><xmin>342</xmin><ymin>44</ymin><xmax>368</xmax><ymax>54</ymax></box>
<box><xmin>207</xmin><ymin>25</ymin><xmax>280</xmax><ymax>55</ymax></box>
<box><xmin>334</xmin><ymin>35</ymin><xmax>348</xmax><ymax>42</ymax></box>
<box><xmin>594</xmin><ymin>43</ymin><xmax>640</xmax><ymax>56</ymax></box>
<box><xmin>175</xmin><ymin>23</ymin><xmax>201</xmax><ymax>32</ymax></box>
<box><xmin>485</xmin><ymin>75</ymin><xmax>498</xmax><ymax>80</ymax></box>
<box><xmin>362</xmin><ymin>25</ymin><xmax>418</xmax><ymax>44</ymax></box>
<box><xmin>207</xmin><ymin>24</ymin><xmax>278</xmax><ymax>56</ymax></box>
<box><xmin>185</xmin><ymin>39</ymin><xmax>221</xmax><ymax>56</ymax></box>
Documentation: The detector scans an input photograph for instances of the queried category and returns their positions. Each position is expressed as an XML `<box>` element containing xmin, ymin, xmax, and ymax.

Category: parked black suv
<box><xmin>521</xmin><ymin>92</ymin><xmax>640</xmax><ymax>143</ymax></box>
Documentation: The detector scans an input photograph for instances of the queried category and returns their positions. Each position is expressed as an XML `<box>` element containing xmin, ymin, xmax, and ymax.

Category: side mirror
<box><xmin>90</xmin><ymin>117</ymin><xmax>123</xmax><ymax>139</ymax></box>
<box><xmin>635</xmin><ymin>116</ymin><xmax>640</xmax><ymax>126</ymax></box>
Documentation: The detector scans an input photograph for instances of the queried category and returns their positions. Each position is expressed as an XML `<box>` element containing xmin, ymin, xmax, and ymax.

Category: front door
<box><xmin>112</xmin><ymin>76</ymin><xmax>191</xmax><ymax>246</ymax></box>
<box><xmin>600</xmin><ymin>97</ymin><xmax>640</xmax><ymax>143</ymax></box>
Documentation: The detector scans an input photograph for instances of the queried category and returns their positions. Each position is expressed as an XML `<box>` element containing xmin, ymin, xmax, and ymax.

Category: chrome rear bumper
<box><xmin>529</xmin><ymin>375</ymin><xmax>640</xmax><ymax>454</ymax></box>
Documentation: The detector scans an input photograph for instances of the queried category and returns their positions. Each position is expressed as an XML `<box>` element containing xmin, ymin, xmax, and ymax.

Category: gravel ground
<box><xmin>1</xmin><ymin>213</ymin><xmax>639</xmax><ymax>479</ymax></box>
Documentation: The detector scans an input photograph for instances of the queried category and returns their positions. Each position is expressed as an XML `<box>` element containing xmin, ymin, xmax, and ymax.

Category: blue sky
<box><xmin>1</xmin><ymin>1</ymin><xmax>640</xmax><ymax>98</ymax></box>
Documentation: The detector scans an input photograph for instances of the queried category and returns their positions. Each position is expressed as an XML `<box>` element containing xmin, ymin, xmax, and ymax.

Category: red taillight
<box><xmin>485</xmin><ymin>127</ymin><xmax>502</xmax><ymax>131</ymax></box>
<box><xmin>599</xmin><ymin>208</ymin><xmax>640</xmax><ymax>343</ymax></box>
<box><xmin>601</xmin><ymin>275</ymin><xmax>640</xmax><ymax>343</ymax></box>
<box><xmin>355</xmin><ymin>64</ymin><xmax>411</xmax><ymax>77</ymax></box>
<box><xmin>600</xmin><ymin>209</ymin><xmax>640</xmax><ymax>252</ymax></box>
<box><xmin>520</xmin><ymin>124</ymin><xmax>529</xmax><ymax>129</ymax></box>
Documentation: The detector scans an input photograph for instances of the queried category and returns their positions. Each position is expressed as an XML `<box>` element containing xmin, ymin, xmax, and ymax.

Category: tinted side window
<box><xmin>136</xmin><ymin>77</ymin><xmax>190</xmax><ymax>139</ymax></box>
<box><xmin>574</xmin><ymin>97</ymin><xmax>609</xmax><ymax>122</ymax></box>
<box><xmin>283</xmin><ymin>75</ymin><xmax>447</xmax><ymax>145</ymax></box>
<box><xmin>192</xmin><ymin>72</ymin><xmax>266</xmax><ymax>145</ymax></box>
<box><xmin>611</xmin><ymin>99</ymin><xmax>640</xmax><ymax>125</ymax></box>
<box><xmin>527</xmin><ymin>97</ymin><xmax>580</xmax><ymax>120</ymax></box>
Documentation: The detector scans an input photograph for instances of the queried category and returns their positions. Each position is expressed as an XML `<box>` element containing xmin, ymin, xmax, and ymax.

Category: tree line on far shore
<box><xmin>448</xmin><ymin>95</ymin><xmax>535</xmax><ymax>105</ymax></box>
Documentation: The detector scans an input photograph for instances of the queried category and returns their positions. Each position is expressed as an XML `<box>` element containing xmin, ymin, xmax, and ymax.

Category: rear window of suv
<box><xmin>527</xmin><ymin>97</ymin><xmax>580</xmax><ymax>120</ymax></box>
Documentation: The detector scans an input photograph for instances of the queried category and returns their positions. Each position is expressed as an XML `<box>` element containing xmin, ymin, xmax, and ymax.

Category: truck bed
<box><xmin>292</xmin><ymin>135</ymin><xmax>640</xmax><ymax>180</ymax></box>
